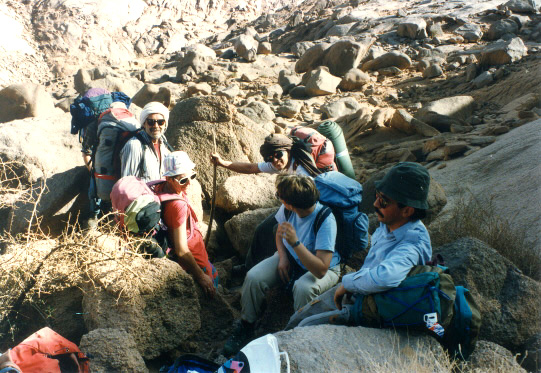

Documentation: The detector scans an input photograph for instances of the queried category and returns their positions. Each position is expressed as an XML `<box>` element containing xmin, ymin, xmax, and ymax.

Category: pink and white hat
<box><xmin>163</xmin><ymin>151</ymin><xmax>196</xmax><ymax>177</ymax></box>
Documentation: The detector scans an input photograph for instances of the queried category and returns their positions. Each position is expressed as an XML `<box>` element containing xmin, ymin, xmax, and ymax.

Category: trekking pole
<box><xmin>204</xmin><ymin>130</ymin><xmax>217</xmax><ymax>248</ymax></box>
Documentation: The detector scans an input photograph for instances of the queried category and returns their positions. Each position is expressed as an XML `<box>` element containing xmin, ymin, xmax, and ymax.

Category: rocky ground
<box><xmin>0</xmin><ymin>0</ymin><xmax>540</xmax><ymax>371</ymax></box>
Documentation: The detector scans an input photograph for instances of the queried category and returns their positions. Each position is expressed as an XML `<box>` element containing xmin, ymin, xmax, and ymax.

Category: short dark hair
<box><xmin>397</xmin><ymin>202</ymin><xmax>427</xmax><ymax>221</ymax></box>
<box><xmin>276</xmin><ymin>174</ymin><xmax>319</xmax><ymax>209</ymax></box>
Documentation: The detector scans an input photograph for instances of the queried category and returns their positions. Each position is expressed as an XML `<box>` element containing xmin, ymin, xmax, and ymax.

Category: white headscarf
<box><xmin>140</xmin><ymin>102</ymin><xmax>170</xmax><ymax>128</ymax></box>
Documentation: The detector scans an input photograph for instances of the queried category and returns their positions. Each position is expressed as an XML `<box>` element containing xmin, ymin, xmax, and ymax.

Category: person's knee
<box><xmin>293</xmin><ymin>277</ymin><xmax>316</xmax><ymax>302</ymax></box>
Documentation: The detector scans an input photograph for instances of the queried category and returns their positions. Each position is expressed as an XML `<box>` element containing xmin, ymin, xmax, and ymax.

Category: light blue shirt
<box><xmin>342</xmin><ymin>220</ymin><xmax>432</xmax><ymax>295</ymax></box>
<box><xmin>275</xmin><ymin>202</ymin><xmax>340</xmax><ymax>270</ymax></box>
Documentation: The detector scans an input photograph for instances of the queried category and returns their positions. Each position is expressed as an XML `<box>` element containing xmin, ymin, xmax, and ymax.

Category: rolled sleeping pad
<box><xmin>318</xmin><ymin>120</ymin><xmax>355</xmax><ymax>179</ymax></box>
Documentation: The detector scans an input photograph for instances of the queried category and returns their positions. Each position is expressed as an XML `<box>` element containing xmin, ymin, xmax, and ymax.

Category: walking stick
<box><xmin>204</xmin><ymin>130</ymin><xmax>217</xmax><ymax>248</ymax></box>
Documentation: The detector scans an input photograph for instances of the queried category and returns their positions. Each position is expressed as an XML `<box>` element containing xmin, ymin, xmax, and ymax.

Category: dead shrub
<box><xmin>430</xmin><ymin>192</ymin><xmax>540</xmax><ymax>281</ymax></box>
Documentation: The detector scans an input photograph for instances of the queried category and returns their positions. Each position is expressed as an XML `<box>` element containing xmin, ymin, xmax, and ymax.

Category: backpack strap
<box><xmin>313</xmin><ymin>206</ymin><xmax>332</xmax><ymax>235</ymax></box>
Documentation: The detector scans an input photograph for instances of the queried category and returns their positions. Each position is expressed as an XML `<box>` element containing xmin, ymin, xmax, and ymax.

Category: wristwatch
<box><xmin>292</xmin><ymin>240</ymin><xmax>301</xmax><ymax>248</ymax></box>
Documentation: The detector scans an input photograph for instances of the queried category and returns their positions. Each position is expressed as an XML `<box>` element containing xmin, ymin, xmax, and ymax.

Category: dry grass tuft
<box><xmin>430</xmin><ymin>191</ymin><xmax>540</xmax><ymax>281</ymax></box>
<box><xmin>0</xmin><ymin>211</ymin><xmax>161</xmax><ymax>343</ymax></box>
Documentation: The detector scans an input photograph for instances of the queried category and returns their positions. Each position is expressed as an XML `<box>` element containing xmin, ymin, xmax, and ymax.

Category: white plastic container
<box><xmin>240</xmin><ymin>334</ymin><xmax>290</xmax><ymax>373</ymax></box>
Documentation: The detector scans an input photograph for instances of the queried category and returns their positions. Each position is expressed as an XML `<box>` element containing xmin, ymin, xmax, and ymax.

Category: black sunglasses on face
<box><xmin>265</xmin><ymin>150</ymin><xmax>284</xmax><ymax>163</ymax></box>
<box><xmin>146</xmin><ymin>118</ymin><xmax>166</xmax><ymax>127</ymax></box>
<box><xmin>176</xmin><ymin>173</ymin><xmax>197</xmax><ymax>185</ymax></box>
<box><xmin>375</xmin><ymin>191</ymin><xmax>392</xmax><ymax>209</ymax></box>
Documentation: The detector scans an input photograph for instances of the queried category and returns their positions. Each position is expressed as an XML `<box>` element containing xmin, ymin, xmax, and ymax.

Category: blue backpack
<box><xmin>315</xmin><ymin>171</ymin><xmax>369</xmax><ymax>262</ymax></box>
<box><xmin>351</xmin><ymin>265</ymin><xmax>481</xmax><ymax>360</ymax></box>
<box><xmin>70</xmin><ymin>89</ymin><xmax>132</xmax><ymax>140</ymax></box>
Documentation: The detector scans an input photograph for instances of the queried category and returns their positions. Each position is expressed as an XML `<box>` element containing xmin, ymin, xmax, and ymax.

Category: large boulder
<box><xmin>362</xmin><ymin>51</ymin><xmax>412</xmax><ymax>71</ymax></box>
<box><xmin>215</xmin><ymin>174</ymin><xmax>279</xmax><ymax>214</ymax></box>
<box><xmin>82</xmin><ymin>255</ymin><xmax>200</xmax><ymax>360</ymax></box>
<box><xmin>321</xmin><ymin>97</ymin><xmax>362</xmax><ymax>119</ymax></box>
<box><xmin>0</xmin><ymin>239</ymin><xmax>87</xmax><ymax>346</ymax></box>
<box><xmin>479</xmin><ymin>37</ymin><xmax>528</xmax><ymax>66</ymax></box>
<box><xmin>339</xmin><ymin>68</ymin><xmax>371</xmax><ymax>91</ymax></box>
<box><xmin>275</xmin><ymin>325</ymin><xmax>443</xmax><ymax>372</ymax></box>
<box><xmin>238</xmin><ymin>101</ymin><xmax>275</xmax><ymax>123</ymax></box>
<box><xmin>305</xmin><ymin>67</ymin><xmax>342</xmax><ymax>96</ymax></box>
<box><xmin>295</xmin><ymin>42</ymin><xmax>330</xmax><ymax>74</ymax></box>
<box><xmin>0</xmin><ymin>84</ymin><xmax>55</xmax><ymax>123</ymax></box>
<box><xmin>503</xmin><ymin>0</ymin><xmax>541</xmax><ymax>13</ymax></box>
<box><xmin>485</xmin><ymin>19</ymin><xmax>519</xmax><ymax>41</ymax></box>
<box><xmin>455</xmin><ymin>23</ymin><xmax>483</xmax><ymax>42</ymax></box>
<box><xmin>0</xmin><ymin>113</ymin><xmax>87</xmax><ymax>234</ymax></box>
<box><xmin>74</xmin><ymin>68</ymin><xmax>144</xmax><ymax>97</ymax></box>
<box><xmin>430</xmin><ymin>119</ymin><xmax>541</xmax><ymax>252</ymax></box>
<box><xmin>468</xmin><ymin>340</ymin><xmax>526</xmax><ymax>372</ymax></box>
<box><xmin>224</xmin><ymin>207</ymin><xmax>278</xmax><ymax>258</ymax></box>
<box><xmin>415</xmin><ymin>96</ymin><xmax>475</xmax><ymax>132</ymax></box>
<box><xmin>131</xmin><ymin>83</ymin><xmax>172</xmax><ymax>108</ymax></box>
<box><xmin>177</xmin><ymin>44</ymin><xmax>216</xmax><ymax>77</ymax></box>
<box><xmin>322</xmin><ymin>39</ymin><xmax>373</xmax><ymax>77</ymax></box>
<box><xmin>79</xmin><ymin>329</ymin><xmax>148</xmax><ymax>373</ymax></box>
<box><xmin>166</xmin><ymin>96</ymin><xmax>269</xmax><ymax>201</ymax></box>
<box><xmin>389</xmin><ymin>109</ymin><xmax>441</xmax><ymax>137</ymax></box>
<box><xmin>235</xmin><ymin>34</ymin><xmax>259</xmax><ymax>62</ymax></box>
<box><xmin>397</xmin><ymin>18</ymin><xmax>428</xmax><ymax>39</ymax></box>
<box><xmin>433</xmin><ymin>238</ymin><xmax>541</xmax><ymax>351</ymax></box>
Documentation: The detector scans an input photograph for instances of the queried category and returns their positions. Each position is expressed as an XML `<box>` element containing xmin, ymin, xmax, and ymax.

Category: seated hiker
<box><xmin>211</xmin><ymin>133</ymin><xmax>322</xmax><ymax>177</ymax></box>
<box><xmin>211</xmin><ymin>133</ymin><xmax>324</xmax><ymax>274</ymax></box>
<box><xmin>153</xmin><ymin>151</ymin><xmax>218</xmax><ymax>297</ymax></box>
<box><xmin>222</xmin><ymin>174</ymin><xmax>340</xmax><ymax>356</ymax></box>
<box><xmin>285</xmin><ymin>162</ymin><xmax>432</xmax><ymax>330</ymax></box>
<box><xmin>120</xmin><ymin>101</ymin><xmax>172</xmax><ymax>182</ymax></box>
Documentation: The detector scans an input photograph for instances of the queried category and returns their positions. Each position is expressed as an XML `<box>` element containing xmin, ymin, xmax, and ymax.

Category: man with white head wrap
<box><xmin>120</xmin><ymin>101</ymin><xmax>173</xmax><ymax>182</ymax></box>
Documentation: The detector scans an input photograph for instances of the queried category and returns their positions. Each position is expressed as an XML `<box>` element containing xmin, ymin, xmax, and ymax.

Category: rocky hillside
<box><xmin>0</xmin><ymin>0</ymin><xmax>540</xmax><ymax>371</ymax></box>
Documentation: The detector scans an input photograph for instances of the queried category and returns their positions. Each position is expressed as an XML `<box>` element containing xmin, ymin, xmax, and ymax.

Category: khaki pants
<box><xmin>241</xmin><ymin>252</ymin><xmax>340</xmax><ymax>323</ymax></box>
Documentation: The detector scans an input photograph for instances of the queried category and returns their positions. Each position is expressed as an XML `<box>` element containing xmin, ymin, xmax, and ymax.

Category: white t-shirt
<box><xmin>257</xmin><ymin>158</ymin><xmax>310</xmax><ymax>177</ymax></box>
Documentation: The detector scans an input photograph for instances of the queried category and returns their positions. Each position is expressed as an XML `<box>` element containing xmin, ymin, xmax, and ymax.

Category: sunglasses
<box><xmin>176</xmin><ymin>173</ymin><xmax>197</xmax><ymax>185</ymax></box>
<box><xmin>375</xmin><ymin>191</ymin><xmax>392</xmax><ymax>209</ymax></box>
<box><xmin>146</xmin><ymin>118</ymin><xmax>166</xmax><ymax>127</ymax></box>
<box><xmin>265</xmin><ymin>150</ymin><xmax>285</xmax><ymax>163</ymax></box>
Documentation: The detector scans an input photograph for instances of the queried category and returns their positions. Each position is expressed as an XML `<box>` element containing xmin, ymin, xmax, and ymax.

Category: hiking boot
<box><xmin>222</xmin><ymin>320</ymin><xmax>254</xmax><ymax>357</ymax></box>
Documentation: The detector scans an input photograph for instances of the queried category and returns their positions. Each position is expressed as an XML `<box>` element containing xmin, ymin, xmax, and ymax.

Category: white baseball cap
<box><xmin>163</xmin><ymin>151</ymin><xmax>196</xmax><ymax>177</ymax></box>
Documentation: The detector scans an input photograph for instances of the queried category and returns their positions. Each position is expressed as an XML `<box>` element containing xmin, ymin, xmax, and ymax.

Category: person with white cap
<box><xmin>153</xmin><ymin>151</ymin><xmax>218</xmax><ymax>297</ymax></box>
<box><xmin>120</xmin><ymin>101</ymin><xmax>173</xmax><ymax>182</ymax></box>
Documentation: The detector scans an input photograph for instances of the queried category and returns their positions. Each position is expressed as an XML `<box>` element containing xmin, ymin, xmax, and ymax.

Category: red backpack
<box><xmin>9</xmin><ymin>327</ymin><xmax>90</xmax><ymax>373</ymax></box>
<box><xmin>289</xmin><ymin>127</ymin><xmax>337</xmax><ymax>172</ymax></box>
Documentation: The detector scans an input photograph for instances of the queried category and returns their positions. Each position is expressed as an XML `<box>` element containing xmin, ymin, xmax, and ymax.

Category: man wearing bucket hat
<box><xmin>154</xmin><ymin>151</ymin><xmax>218</xmax><ymax>297</ymax></box>
<box><xmin>285</xmin><ymin>162</ymin><xmax>433</xmax><ymax>329</ymax></box>
<box><xmin>120</xmin><ymin>101</ymin><xmax>172</xmax><ymax>182</ymax></box>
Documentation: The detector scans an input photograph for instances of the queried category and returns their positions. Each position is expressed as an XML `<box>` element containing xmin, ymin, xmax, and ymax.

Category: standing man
<box><xmin>121</xmin><ymin>101</ymin><xmax>172</xmax><ymax>182</ymax></box>
<box><xmin>286</xmin><ymin>162</ymin><xmax>432</xmax><ymax>329</ymax></box>
<box><xmin>222</xmin><ymin>174</ymin><xmax>340</xmax><ymax>356</ymax></box>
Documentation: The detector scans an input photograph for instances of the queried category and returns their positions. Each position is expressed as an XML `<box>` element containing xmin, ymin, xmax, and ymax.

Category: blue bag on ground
<box><xmin>160</xmin><ymin>354</ymin><xmax>220</xmax><ymax>373</ymax></box>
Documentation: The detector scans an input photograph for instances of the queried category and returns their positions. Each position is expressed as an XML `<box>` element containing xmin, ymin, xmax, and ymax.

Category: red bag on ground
<box><xmin>9</xmin><ymin>327</ymin><xmax>89</xmax><ymax>373</ymax></box>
